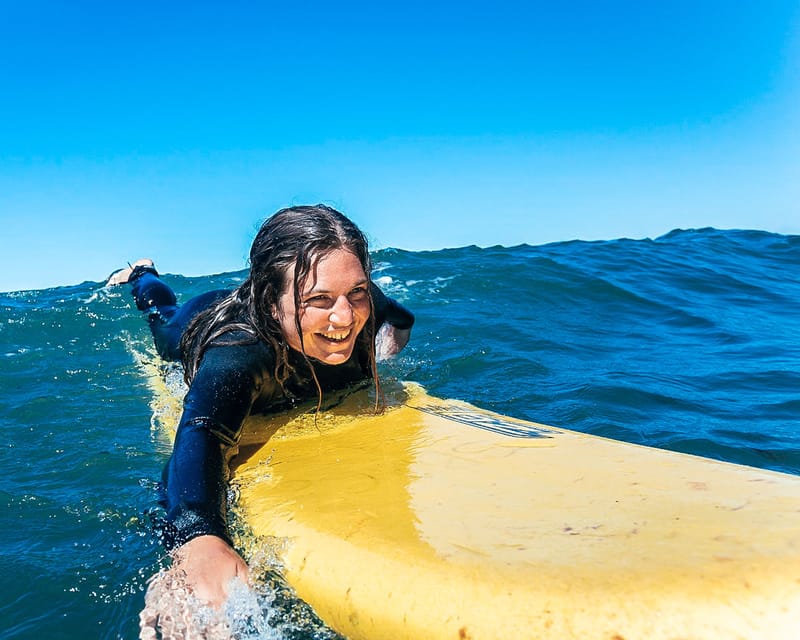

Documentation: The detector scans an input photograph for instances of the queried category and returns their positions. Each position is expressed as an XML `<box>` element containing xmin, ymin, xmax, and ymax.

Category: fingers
<box><xmin>171</xmin><ymin>536</ymin><xmax>249</xmax><ymax>608</ymax></box>
<box><xmin>139</xmin><ymin>564</ymin><xmax>235</xmax><ymax>639</ymax></box>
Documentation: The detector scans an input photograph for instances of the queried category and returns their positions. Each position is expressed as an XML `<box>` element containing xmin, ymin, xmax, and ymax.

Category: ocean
<box><xmin>1</xmin><ymin>227</ymin><xmax>798</xmax><ymax>639</ymax></box>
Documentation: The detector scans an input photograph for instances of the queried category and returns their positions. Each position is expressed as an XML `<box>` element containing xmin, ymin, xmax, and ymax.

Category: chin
<box><xmin>318</xmin><ymin>350</ymin><xmax>354</xmax><ymax>365</ymax></box>
<box><xmin>309</xmin><ymin>342</ymin><xmax>356</xmax><ymax>365</ymax></box>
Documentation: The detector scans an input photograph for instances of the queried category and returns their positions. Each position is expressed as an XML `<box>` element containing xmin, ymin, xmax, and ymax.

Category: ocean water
<box><xmin>1</xmin><ymin>227</ymin><xmax>798</xmax><ymax>638</ymax></box>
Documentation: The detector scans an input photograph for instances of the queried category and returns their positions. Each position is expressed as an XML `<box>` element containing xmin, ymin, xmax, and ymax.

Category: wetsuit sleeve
<box><xmin>371</xmin><ymin>282</ymin><xmax>415</xmax><ymax>331</ymax></box>
<box><xmin>160</xmin><ymin>339</ymin><xmax>271</xmax><ymax>549</ymax></box>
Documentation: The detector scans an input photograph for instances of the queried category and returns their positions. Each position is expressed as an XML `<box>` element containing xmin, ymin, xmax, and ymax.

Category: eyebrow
<box><xmin>304</xmin><ymin>278</ymin><xmax>369</xmax><ymax>295</ymax></box>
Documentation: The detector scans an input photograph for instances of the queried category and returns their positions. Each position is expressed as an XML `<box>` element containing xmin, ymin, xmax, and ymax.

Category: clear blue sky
<box><xmin>1</xmin><ymin>1</ymin><xmax>798</xmax><ymax>292</ymax></box>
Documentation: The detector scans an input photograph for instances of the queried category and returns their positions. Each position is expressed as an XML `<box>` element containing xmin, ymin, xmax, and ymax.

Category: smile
<box><xmin>318</xmin><ymin>329</ymin><xmax>353</xmax><ymax>343</ymax></box>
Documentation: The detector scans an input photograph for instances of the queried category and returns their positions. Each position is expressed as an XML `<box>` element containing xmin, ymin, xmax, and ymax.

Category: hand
<box><xmin>139</xmin><ymin>536</ymin><xmax>250</xmax><ymax>639</ymax></box>
<box><xmin>375</xmin><ymin>324</ymin><xmax>411</xmax><ymax>360</ymax></box>
<box><xmin>171</xmin><ymin>535</ymin><xmax>250</xmax><ymax>609</ymax></box>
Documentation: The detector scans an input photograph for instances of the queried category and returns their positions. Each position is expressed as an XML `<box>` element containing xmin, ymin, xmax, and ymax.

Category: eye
<box><xmin>348</xmin><ymin>286</ymin><xmax>368</xmax><ymax>301</ymax></box>
<box><xmin>303</xmin><ymin>295</ymin><xmax>331</xmax><ymax>309</ymax></box>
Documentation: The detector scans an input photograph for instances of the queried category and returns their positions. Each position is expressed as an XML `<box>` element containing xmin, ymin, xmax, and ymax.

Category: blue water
<box><xmin>1</xmin><ymin>227</ymin><xmax>798</xmax><ymax>638</ymax></box>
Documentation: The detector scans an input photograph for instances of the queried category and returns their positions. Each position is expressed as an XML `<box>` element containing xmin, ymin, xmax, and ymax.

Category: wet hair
<box><xmin>179</xmin><ymin>204</ymin><xmax>380</xmax><ymax>408</ymax></box>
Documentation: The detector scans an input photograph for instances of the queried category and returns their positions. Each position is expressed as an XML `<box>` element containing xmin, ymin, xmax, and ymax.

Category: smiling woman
<box><xmin>105</xmin><ymin>204</ymin><xmax>414</xmax><ymax>628</ymax></box>
<box><xmin>274</xmin><ymin>249</ymin><xmax>372</xmax><ymax>366</ymax></box>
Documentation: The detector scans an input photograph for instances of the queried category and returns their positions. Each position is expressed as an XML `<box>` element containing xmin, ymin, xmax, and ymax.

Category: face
<box><xmin>273</xmin><ymin>248</ymin><xmax>371</xmax><ymax>365</ymax></box>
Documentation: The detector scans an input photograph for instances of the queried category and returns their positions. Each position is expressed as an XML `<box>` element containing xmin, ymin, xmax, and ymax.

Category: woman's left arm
<box><xmin>370</xmin><ymin>282</ymin><xmax>414</xmax><ymax>359</ymax></box>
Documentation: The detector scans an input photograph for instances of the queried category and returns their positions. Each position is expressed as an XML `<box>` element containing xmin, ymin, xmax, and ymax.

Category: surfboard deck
<box><xmin>145</xmin><ymin>367</ymin><xmax>800</xmax><ymax>639</ymax></box>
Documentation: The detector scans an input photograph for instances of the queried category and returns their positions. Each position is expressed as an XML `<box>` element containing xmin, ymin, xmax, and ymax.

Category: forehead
<box><xmin>286</xmin><ymin>249</ymin><xmax>367</xmax><ymax>292</ymax></box>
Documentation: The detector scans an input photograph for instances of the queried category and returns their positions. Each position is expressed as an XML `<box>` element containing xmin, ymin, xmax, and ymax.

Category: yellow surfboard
<box><xmin>144</xmin><ymin>363</ymin><xmax>800</xmax><ymax>640</ymax></box>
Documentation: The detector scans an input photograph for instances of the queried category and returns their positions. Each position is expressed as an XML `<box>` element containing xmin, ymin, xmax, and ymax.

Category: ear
<box><xmin>271</xmin><ymin>303</ymin><xmax>281</xmax><ymax>321</ymax></box>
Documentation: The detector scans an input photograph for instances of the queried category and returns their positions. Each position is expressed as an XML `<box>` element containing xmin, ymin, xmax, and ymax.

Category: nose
<box><xmin>328</xmin><ymin>296</ymin><xmax>354</xmax><ymax>325</ymax></box>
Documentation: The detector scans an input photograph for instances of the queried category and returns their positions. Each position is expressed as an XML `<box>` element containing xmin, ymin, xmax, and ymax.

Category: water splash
<box><xmin>139</xmin><ymin>565</ymin><xmax>344</xmax><ymax>640</ymax></box>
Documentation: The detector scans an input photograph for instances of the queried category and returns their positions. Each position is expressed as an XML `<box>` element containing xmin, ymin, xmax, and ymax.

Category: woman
<box><xmin>109</xmin><ymin>204</ymin><xmax>414</xmax><ymax>608</ymax></box>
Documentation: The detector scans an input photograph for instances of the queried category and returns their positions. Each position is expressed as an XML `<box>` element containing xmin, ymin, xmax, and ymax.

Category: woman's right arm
<box><xmin>159</xmin><ymin>339</ymin><xmax>269</xmax><ymax>607</ymax></box>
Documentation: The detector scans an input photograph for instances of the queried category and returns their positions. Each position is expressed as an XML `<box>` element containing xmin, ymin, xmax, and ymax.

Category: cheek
<box><xmin>292</xmin><ymin>312</ymin><xmax>318</xmax><ymax>335</ymax></box>
<box><xmin>290</xmin><ymin>306</ymin><xmax>321</xmax><ymax>339</ymax></box>
<box><xmin>274</xmin><ymin>299</ymin><xmax>302</xmax><ymax>338</ymax></box>
<box><xmin>355</xmin><ymin>301</ymin><xmax>372</xmax><ymax>327</ymax></box>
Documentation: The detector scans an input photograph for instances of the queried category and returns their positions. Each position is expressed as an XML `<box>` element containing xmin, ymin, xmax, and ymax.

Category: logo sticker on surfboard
<box><xmin>410</xmin><ymin>403</ymin><xmax>555</xmax><ymax>438</ymax></box>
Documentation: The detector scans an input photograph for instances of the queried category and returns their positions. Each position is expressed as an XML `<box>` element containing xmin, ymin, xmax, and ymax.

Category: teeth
<box><xmin>321</xmin><ymin>329</ymin><xmax>351</xmax><ymax>341</ymax></box>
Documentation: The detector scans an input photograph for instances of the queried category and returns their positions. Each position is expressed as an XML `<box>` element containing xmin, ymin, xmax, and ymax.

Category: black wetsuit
<box><xmin>129</xmin><ymin>269</ymin><xmax>414</xmax><ymax>549</ymax></box>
